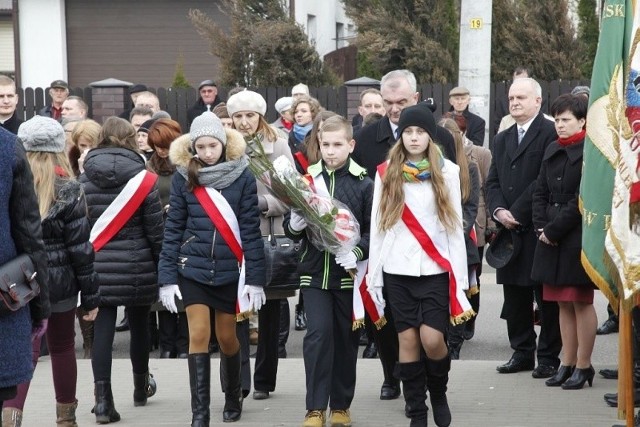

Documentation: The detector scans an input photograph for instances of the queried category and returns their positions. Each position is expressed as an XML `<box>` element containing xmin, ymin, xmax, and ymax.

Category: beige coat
<box><xmin>464</xmin><ymin>138</ymin><xmax>495</xmax><ymax>246</ymax></box>
<box><xmin>253</xmin><ymin>136</ymin><xmax>297</xmax><ymax>299</ymax></box>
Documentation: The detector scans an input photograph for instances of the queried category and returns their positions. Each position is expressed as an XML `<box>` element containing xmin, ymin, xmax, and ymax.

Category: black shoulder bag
<box><xmin>0</xmin><ymin>254</ymin><xmax>40</xmax><ymax>315</ymax></box>
<box><xmin>263</xmin><ymin>217</ymin><xmax>300</xmax><ymax>291</ymax></box>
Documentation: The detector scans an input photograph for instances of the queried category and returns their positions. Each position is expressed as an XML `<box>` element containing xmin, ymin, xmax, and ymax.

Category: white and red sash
<box><xmin>306</xmin><ymin>171</ymin><xmax>386</xmax><ymax>330</ymax></box>
<box><xmin>192</xmin><ymin>186</ymin><xmax>251</xmax><ymax>320</ymax></box>
<box><xmin>377</xmin><ymin>162</ymin><xmax>473</xmax><ymax>324</ymax></box>
<box><xmin>90</xmin><ymin>170</ymin><xmax>158</xmax><ymax>252</ymax></box>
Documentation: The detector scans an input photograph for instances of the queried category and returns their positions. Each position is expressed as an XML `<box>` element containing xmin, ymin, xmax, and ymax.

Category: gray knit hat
<box><xmin>190</xmin><ymin>111</ymin><xmax>227</xmax><ymax>148</ymax></box>
<box><xmin>18</xmin><ymin>116</ymin><xmax>66</xmax><ymax>153</ymax></box>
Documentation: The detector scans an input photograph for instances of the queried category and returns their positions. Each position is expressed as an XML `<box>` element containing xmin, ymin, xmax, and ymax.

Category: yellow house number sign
<box><xmin>470</xmin><ymin>18</ymin><xmax>482</xmax><ymax>29</ymax></box>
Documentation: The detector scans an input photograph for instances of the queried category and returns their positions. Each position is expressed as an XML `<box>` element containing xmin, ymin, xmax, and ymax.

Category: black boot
<box><xmin>464</xmin><ymin>292</ymin><xmax>479</xmax><ymax>340</ymax></box>
<box><xmin>426</xmin><ymin>356</ymin><xmax>452</xmax><ymax>427</ymax></box>
<box><xmin>220</xmin><ymin>351</ymin><xmax>243</xmax><ymax>422</ymax></box>
<box><xmin>295</xmin><ymin>304</ymin><xmax>307</xmax><ymax>331</ymax></box>
<box><xmin>93</xmin><ymin>381</ymin><xmax>121</xmax><ymax>424</ymax></box>
<box><xmin>189</xmin><ymin>353</ymin><xmax>211</xmax><ymax>427</ymax></box>
<box><xmin>133</xmin><ymin>371</ymin><xmax>157</xmax><ymax>406</ymax></box>
<box><xmin>447</xmin><ymin>325</ymin><xmax>465</xmax><ymax>360</ymax></box>
<box><xmin>395</xmin><ymin>361</ymin><xmax>428</xmax><ymax>427</ymax></box>
<box><xmin>115</xmin><ymin>312</ymin><xmax>129</xmax><ymax>332</ymax></box>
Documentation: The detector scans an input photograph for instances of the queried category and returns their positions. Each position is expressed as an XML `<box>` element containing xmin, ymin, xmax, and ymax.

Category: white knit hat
<box><xmin>18</xmin><ymin>116</ymin><xmax>66</xmax><ymax>153</ymax></box>
<box><xmin>190</xmin><ymin>112</ymin><xmax>227</xmax><ymax>148</ymax></box>
<box><xmin>227</xmin><ymin>90</ymin><xmax>267</xmax><ymax>117</ymax></box>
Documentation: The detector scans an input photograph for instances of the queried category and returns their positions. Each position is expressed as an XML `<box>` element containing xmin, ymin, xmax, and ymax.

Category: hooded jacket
<box><xmin>79</xmin><ymin>146</ymin><xmax>164</xmax><ymax>307</ymax></box>
<box><xmin>43</xmin><ymin>178</ymin><xmax>99</xmax><ymax>311</ymax></box>
<box><xmin>158</xmin><ymin>130</ymin><xmax>265</xmax><ymax>289</ymax></box>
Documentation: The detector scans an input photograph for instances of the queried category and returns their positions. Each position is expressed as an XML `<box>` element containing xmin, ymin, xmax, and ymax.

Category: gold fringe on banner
<box><xmin>373</xmin><ymin>316</ymin><xmax>387</xmax><ymax>330</ymax></box>
<box><xmin>451</xmin><ymin>309</ymin><xmax>476</xmax><ymax>326</ymax></box>
<box><xmin>352</xmin><ymin>318</ymin><xmax>365</xmax><ymax>331</ymax></box>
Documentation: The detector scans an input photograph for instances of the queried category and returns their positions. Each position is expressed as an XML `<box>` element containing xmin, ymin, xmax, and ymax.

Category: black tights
<box><xmin>92</xmin><ymin>305</ymin><xmax>151</xmax><ymax>381</ymax></box>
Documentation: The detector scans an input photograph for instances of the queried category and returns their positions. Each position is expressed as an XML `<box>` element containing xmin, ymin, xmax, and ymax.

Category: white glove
<box><xmin>159</xmin><ymin>285</ymin><xmax>182</xmax><ymax>314</ymax></box>
<box><xmin>289</xmin><ymin>211</ymin><xmax>307</xmax><ymax>232</ymax></box>
<box><xmin>368</xmin><ymin>286</ymin><xmax>385</xmax><ymax>308</ymax></box>
<box><xmin>335</xmin><ymin>251</ymin><xmax>357</xmax><ymax>270</ymax></box>
<box><xmin>242</xmin><ymin>285</ymin><xmax>266</xmax><ymax>312</ymax></box>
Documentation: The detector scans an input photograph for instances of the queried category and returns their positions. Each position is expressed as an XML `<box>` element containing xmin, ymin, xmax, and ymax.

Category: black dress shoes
<box><xmin>380</xmin><ymin>382</ymin><xmax>401</xmax><ymax>400</ymax></box>
<box><xmin>253</xmin><ymin>390</ymin><xmax>269</xmax><ymax>400</ymax></box>
<box><xmin>599</xmin><ymin>368</ymin><xmax>618</xmax><ymax>379</ymax></box>
<box><xmin>532</xmin><ymin>364</ymin><xmax>558</xmax><ymax>379</ymax></box>
<box><xmin>496</xmin><ymin>357</ymin><xmax>535</xmax><ymax>374</ymax></box>
<box><xmin>604</xmin><ymin>390</ymin><xmax>640</xmax><ymax>407</ymax></box>
<box><xmin>597</xmin><ymin>318</ymin><xmax>619</xmax><ymax>335</ymax></box>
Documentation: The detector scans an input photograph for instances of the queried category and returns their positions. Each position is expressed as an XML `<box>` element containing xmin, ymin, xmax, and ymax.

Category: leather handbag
<box><xmin>263</xmin><ymin>217</ymin><xmax>300</xmax><ymax>291</ymax></box>
<box><xmin>0</xmin><ymin>254</ymin><xmax>40</xmax><ymax>315</ymax></box>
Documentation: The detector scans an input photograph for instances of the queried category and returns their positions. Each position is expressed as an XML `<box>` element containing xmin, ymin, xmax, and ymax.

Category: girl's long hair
<box><xmin>378</xmin><ymin>137</ymin><xmax>459</xmax><ymax>233</ymax></box>
<box><xmin>186</xmin><ymin>145</ymin><xmax>227</xmax><ymax>192</ymax></box>
<box><xmin>26</xmin><ymin>151</ymin><xmax>74</xmax><ymax>218</ymax></box>
<box><xmin>304</xmin><ymin>111</ymin><xmax>338</xmax><ymax>164</ymax></box>
<box><xmin>438</xmin><ymin>118</ymin><xmax>471</xmax><ymax>203</ymax></box>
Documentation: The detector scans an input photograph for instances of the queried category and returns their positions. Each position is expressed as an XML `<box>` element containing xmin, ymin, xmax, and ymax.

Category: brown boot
<box><xmin>2</xmin><ymin>407</ymin><xmax>22</xmax><ymax>427</ymax></box>
<box><xmin>56</xmin><ymin>401</ymin><xmax>78</xmax><ymax>427</ymax></box>
<box><xmin>77</xmin><ymin>308</ymin><xmax>94</xmax><ymax>359</ymax></box>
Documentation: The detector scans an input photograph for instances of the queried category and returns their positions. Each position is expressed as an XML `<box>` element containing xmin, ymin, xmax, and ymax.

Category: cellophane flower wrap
<box><xmin>246</xmin><ymin>137</ymin><xmax>360</xmax><ymax>277</ymax></box>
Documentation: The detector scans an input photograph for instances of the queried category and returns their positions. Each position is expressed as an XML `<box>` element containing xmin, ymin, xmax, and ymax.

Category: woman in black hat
<box><xmin>531</xmin><ymin>94</ymin><xmax>596</xmax><ymax>390</ymax></box>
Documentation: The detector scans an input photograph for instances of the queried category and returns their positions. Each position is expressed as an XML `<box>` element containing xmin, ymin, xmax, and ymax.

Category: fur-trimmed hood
<box><xmin>44</xmin><ymin>179</ymin><xmax>83</xmax><ymax>221</ymax></box>
<box><xmin>169</xmin><ymin>128</ymin><xmax>247</xmax><ymax>169</ymax></box>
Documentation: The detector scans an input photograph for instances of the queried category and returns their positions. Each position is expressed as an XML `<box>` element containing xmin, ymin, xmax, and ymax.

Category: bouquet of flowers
<box><xmin>246</xmin><ymin>137</ymin><xmax>360</xmax><ymax>278</ymax></box>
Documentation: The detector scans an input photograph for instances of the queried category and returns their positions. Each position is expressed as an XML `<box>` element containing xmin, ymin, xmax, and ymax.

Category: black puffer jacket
<box><xmin>43</xmin><ymin>178</ymin><xmax>98</xmax><ymax>311</ymax></box>
<box><xmin>284</xmin><ymin>158</ymin><xmax>373</xmax><ymax>290</ymax></box>
<box><xmin>79</xmin><ymin>147</ymin><xmax>164</xmax><ymax>307</ymax></box>
<box><xmin>158</xmin><ymin>130</ymin><xmax>265</xmax><ymax>288</ymax></box>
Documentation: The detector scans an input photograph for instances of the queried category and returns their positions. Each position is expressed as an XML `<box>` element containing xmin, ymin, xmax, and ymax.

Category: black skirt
<box><xmin>179</xmin><ymin>276</ymin><xmax>237</xmax><ymax>314</ymax></box>
<box><xmin>384</xmin><ymin>272</ymin><xmax>449</xmax><ymax>334</ymax></box>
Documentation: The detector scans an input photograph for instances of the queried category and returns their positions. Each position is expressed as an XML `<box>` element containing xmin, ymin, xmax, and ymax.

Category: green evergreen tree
<box><xmin>188</xmin><ymin>1</ymin><xmax>337</xmax><ymax>87</ymax></box>
<box><xmin>577</xmin><ymin>0</ymin><xmax>599</xmax><ymax>78</ymax></box>
<box><xmin>171</xmin><ymin>53</ymin><xmax>191</xmax><ymax>88</ymax></box>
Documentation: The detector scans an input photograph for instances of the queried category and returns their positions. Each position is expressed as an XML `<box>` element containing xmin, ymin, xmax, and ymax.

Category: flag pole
<box><xmin>618</xmin><ymin>301</ymin><xmax>634</xmax><ymax>426</ymax></box>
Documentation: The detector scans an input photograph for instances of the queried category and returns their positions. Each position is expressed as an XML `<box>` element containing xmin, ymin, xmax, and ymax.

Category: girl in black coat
<box><xmin>158</xmin><ymin>112</ymin><xmax>266</xmax><ymax>425</ymax></box>
<box><xmin>531</xmin><ymin>94</ymin><xmax>597</xmax><ymax>390</ymax></box>
<box><xmin>4</xmin><ymin>116</ymin><xmax>99</xmax><ymax>426</ymax></box>
<box><xmin>80</xmin><ymin>117</ymin><xmax>165</xmax><ymax>423</ymax></box>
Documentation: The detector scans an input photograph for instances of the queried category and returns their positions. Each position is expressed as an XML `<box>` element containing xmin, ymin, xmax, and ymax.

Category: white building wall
<box><xmin>292</xmin><ymin>0</ymin><xmax>355</xmax><ymax>58</ymax></box>
<box><xmin>18</xmin><ymin>0</ymin><xmax>67</xmax><ymax>88</ymax></box>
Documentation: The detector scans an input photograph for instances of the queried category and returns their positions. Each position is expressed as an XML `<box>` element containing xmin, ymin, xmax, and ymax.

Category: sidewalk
<box><xmin>23</xmin><ymin>358</ymin><xmax>622</xmax><ymax>426</ymax></box>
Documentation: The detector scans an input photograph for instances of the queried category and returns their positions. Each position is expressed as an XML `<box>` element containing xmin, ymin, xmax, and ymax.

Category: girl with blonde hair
<box><xmin>367</xmin><ymin>104</ymin><xmax>473</xmax><ymax>427</ymax></box>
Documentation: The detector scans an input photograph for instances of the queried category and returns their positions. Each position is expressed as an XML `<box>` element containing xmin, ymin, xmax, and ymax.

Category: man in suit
<box><xmin>486</xmin><ymin>77</ymin><xmax>561</xmax><ymax>378</ymax></box>
<box><xmin>448</xmin><ymin>86</ymin><xmax>485</xmax><ymax>146</ymax></box>
<box><xmin>0</xmin><ymin>75</ymin><xmax>22</xmax><ymax>135</ymax></box>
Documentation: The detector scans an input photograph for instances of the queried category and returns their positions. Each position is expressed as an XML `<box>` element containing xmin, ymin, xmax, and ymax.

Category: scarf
<box><xmin>293</xmin><ymin>123</ymin><xmax>312</xmax><ymax>144</ymax></box>
<box><xmin>557</xmin><ymin>129</ymin><xmax>586</xmax><ymax>147</ymax></box>
<box><xmin>177</xmin><ymin>156</ymin><xmax>249</xmax><ymax>190</ymax></box>
<box><xmin>402</xmin><ymin>159</ymin><xmax>432</xmax><ymax>182</ymax></box>
<box><xmin>280</xmin><ymin>118</ymin><xmax>293</xmax><ymax>131</ymax></box>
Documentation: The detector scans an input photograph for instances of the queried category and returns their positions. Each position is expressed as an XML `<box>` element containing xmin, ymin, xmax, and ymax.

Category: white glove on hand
<box><xmin>243</xmin><ymin>285</ymin><xmax>266</xmax><ymax>312</ymax></box>
<box><xmin>335</xmin><ymin>251</ymin><xmax>357</xmax><ymax>270</ymax></box>
<box><xmin>289</xmin><ymin>211</ymin><xmax>307</xmax><ymax>232</ymax></box>
<box><xmin>159</xmin><ymin>285</ymin><xmax>182</xmax><ymax>314</ymax></box>
<box><xmin>367</xmin><ymin>286</ymin><xmax>385</xmax><ymax>308</ymax></box>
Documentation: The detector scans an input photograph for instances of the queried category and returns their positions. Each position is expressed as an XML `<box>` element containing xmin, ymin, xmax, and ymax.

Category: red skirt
<box><xmin>543</xmin><ymin>284</ymin><xmax>594</xmax><ymax>304</ymax></box>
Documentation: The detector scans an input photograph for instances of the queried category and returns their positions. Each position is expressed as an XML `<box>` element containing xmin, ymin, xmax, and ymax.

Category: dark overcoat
<box><xmin>530</xmin><ymin>139</ymin><xmax>593</xmax><ymax>286</ymax></box>
<box><xmin>485</xmin><ymin>112</ymin><xmax>557</xmax><ymax>286</ymax></box>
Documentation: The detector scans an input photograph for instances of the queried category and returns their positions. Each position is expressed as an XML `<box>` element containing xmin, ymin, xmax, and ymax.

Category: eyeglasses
<box><xmin>200</xmin><ymin>89</ymin><xmax>215</xmax><ymax>94</ymax></box>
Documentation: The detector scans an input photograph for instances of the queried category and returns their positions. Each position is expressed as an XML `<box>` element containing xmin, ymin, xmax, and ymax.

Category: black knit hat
<box><xmin>396</xmin><ymin>103</ymin><xmax>437</xmax><ymax>139</ymax></box>
<box><xmin>138</xmin><ymin>118</ymin><xmax>157</xmax><ymax>134</ymax></box>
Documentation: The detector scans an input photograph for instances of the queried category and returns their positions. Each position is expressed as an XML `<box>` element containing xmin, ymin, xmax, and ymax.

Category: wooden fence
<box><xmin>16</xmin><ymin>80</ymin><xmax>589</xmax><ymax>134</ymax></box>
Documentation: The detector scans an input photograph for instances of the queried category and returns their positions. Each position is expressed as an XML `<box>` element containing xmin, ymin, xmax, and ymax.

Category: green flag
<box><xmin>580</xmin><ymin>0</ymin><xmax>633</xmax><ymax>307</ymax></box>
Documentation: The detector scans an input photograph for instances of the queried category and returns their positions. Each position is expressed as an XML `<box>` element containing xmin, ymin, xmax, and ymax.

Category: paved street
<box><xmin>21</xmin><ymin>263</ymin><xmax>626</xmax><ymax>426</ymax></box>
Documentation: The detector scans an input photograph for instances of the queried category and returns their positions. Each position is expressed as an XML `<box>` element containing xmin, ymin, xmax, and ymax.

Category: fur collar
<box><xmin>169</xmin><ymin>128</ymin><xmax>247</xmax><ymax>169</ymax></box>
<box><xmin>44</xmin><ymin>179</ymin><xmax>83</xmax><ymax>220</ymax></box>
